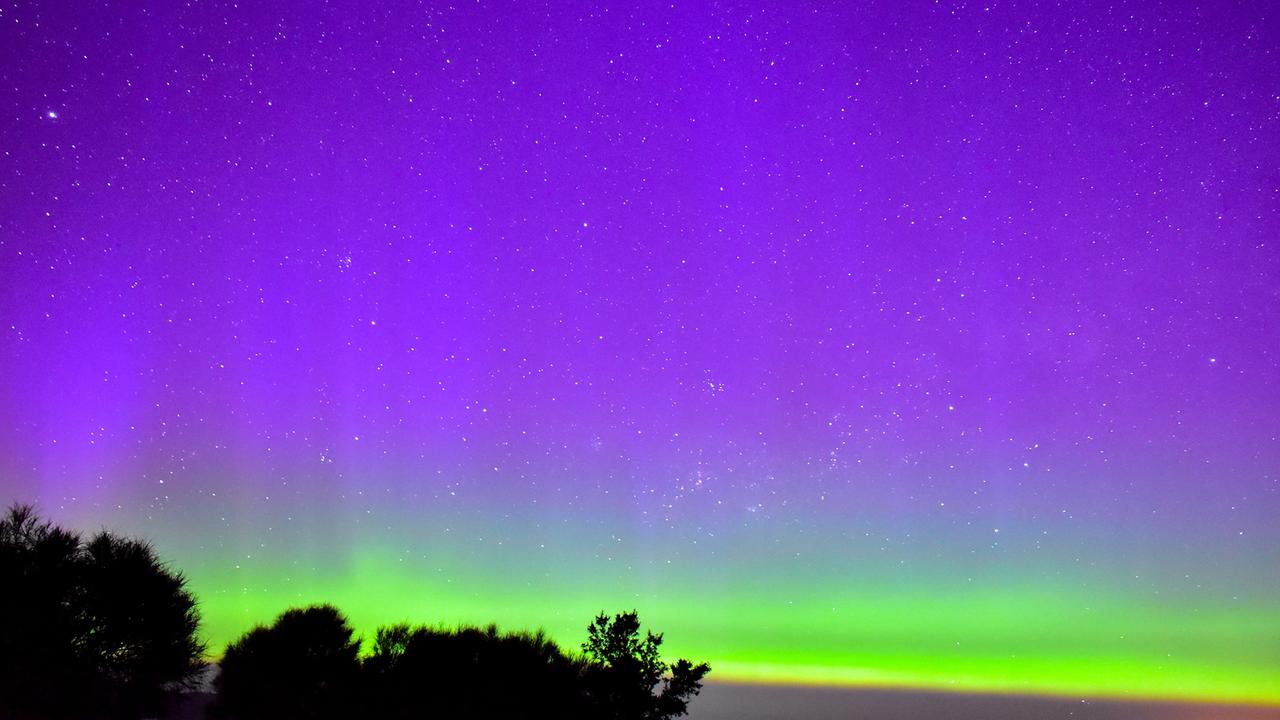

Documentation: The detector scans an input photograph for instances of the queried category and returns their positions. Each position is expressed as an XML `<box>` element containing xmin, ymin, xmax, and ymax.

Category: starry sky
<box><xmin>2</xmin><ymin>0</ymin><xmax>1279</xmax><ymax>707</ymax></box>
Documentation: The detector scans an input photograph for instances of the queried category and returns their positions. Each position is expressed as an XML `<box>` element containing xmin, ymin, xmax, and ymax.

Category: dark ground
<box><xmin>689</xmin><ymin>682</ymin><xmax>1280</xmax><ymax>720</ymax></box>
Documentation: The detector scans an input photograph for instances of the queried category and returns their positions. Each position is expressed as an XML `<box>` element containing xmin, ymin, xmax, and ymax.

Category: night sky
<box><xmin>2</xmin><ymin>0</ymin><xmax>1278</xmax><ymax>707</ymax></box>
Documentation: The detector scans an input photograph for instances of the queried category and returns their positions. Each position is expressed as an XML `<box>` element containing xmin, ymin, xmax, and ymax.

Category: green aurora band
<box><xmin>183</xmin><ymin>547</ymin><xmax>1280</xmax><ymax>706</ymax></box>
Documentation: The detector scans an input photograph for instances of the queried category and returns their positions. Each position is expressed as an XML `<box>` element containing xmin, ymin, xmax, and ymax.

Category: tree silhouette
<box><xmin>363</xmin><ymin>622</ymin><xmax>586</xmax><ymax>719</ymax></box>
<box><xmin>582</xmin><ymin>611</ymin><xmax>710</xmax><ymax>720</ymax></box>
<box><xmin>213</xmin><ymin>605</ymin><xmax>361</xmax><ymax>720</ymax></box>
<box><xmin>0</xmin><ymin>504</ymin><xmax>204</xmax><ymax>720</ymax></box>
<box><xmin>210</xmin><ymin>606</ymin><xmax>707</xmax><ymax>720</ymax></box>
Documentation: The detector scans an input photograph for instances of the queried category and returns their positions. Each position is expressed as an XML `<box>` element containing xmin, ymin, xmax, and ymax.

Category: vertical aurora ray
<box><xmin>2</xmin><ymin>0</ymin><xmax>1278</xmax><ymax>707</ymax></box>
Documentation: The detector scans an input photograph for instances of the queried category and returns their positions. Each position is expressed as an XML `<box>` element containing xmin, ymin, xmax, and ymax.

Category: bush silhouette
<box><xmin>582</xmin><ymin>611</ymin><xmax>710</xmax><ymax>720</ymax></box>
<box><xmin>214</xmin><ymin>608</ymin><xmax>709</xmax><ymax>720</ymax></box>
<box><xmin>213</xmin><ymin>605</ymin><xmax>361</xmax><ymax>720</ymax></box>
<box><xmin>363</xmin><ymin>622</ymin><xmax>586</xmax><ymax>719</ymax></box>
<box><xmin>0</xmin><ymin>504</ymin><xmax>204</xmax><ymax>720</ymax></box>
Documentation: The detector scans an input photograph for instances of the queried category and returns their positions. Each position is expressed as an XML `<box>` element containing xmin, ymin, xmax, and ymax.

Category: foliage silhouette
<box><xmin>582</xmin><ymin>610</ymin><xmax>711</xmax><ymax>720</ymax></box>
<box><xmin>212</xmin><ymin>608</ymin><xmax>709</xmax><ymax>720</ymax></box>
<box><xmin>0</xmin><ymin>504</ymin><xmax>204</xmax><ymax>720</ymax></box>
<box><xmin>364</xmin><ymin>623</ymin><xmax>587</xmax><ymax>719</ymax></box>
<box><xmin>212</xmin><ymin>605</ymin><xmax>361</xmax><ymax>720</ymax></box>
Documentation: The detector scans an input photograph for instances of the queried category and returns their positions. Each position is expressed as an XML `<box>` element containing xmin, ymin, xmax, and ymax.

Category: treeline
<box><xmin>214</xmin><ymin>605</ymin><xmax>707</xmax><ymax>720</ymax></box>
<box><xmin>0</xmin><ymin>505</ymin><xmax>709</xmax><ymax>720</ymax></box>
